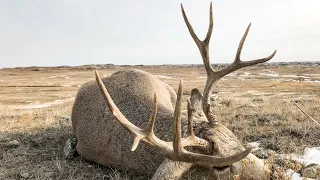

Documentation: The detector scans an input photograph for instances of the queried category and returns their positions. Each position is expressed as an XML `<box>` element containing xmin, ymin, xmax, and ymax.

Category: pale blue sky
<box><xmin>0</xmin><ymin>0</ymin><xmax>319</xmax><ymax>68</ymax></box>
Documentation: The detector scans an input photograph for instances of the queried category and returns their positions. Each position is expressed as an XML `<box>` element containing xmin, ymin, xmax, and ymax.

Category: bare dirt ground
<box><xmin>0</xmin><ymin>64</ymin><xmax>319</xmax><ymax>179</ymax></box>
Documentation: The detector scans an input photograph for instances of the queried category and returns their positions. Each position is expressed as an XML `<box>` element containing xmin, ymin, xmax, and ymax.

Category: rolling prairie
<box><xmin>0</xmin><ymin>64</ymin><xmax>319</xmax><ymax>179</ymax></box>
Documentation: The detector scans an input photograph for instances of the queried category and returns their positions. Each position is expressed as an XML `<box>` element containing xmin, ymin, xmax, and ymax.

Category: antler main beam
<box><xmin>181</xmin><ymin>2</ymin><xmax>277</xmax><ymax>124</ymax></box>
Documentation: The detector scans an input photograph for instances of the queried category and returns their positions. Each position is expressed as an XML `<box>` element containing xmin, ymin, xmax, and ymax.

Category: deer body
<box><xmin>72</xmin><ymin>69</ymin><xmax>177</xmax><ymax>174</ymax></box>
<box><xmin>72</xmin><ymin>69</ymin><xmax>265</xmax><ymax>179</ymax></box>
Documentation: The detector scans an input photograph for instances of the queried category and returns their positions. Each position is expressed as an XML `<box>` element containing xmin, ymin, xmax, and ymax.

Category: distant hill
<box><xmin>2</xmin><ymin>61</ymin><xmax>319</xmax><ymax>71</ymax></box>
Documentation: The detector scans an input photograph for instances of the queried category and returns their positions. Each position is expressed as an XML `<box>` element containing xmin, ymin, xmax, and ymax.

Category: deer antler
<box><xmin>181</xmin><ymin>2</ymin><xmax>277</xmax><ymax>124</ymax></box>
<box><xmin>95</xmin><ymin>70</ymin><xmax>251</xmax><ymax>167</ymax></box>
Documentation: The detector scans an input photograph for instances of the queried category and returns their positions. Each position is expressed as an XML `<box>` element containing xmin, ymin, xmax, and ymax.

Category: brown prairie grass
<box><xmin>0</xmin><ymin>64</ymin><xmax>319</xmax><ymax>179</ymax></box>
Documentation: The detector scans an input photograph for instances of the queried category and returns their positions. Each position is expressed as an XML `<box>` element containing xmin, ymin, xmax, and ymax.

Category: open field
<box><xmin>1</xmin><ymin>64</ymin><xmax>320</xmax><ymax>179</ymax></box>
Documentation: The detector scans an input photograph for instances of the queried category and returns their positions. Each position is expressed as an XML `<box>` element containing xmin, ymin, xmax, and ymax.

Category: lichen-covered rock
<box><xmin>253</xmin><ymin>149</ymin><xmax>275</xmax><ymax>159</ymax></box>
<box><xmin>63</xmin><ymin>137</ymin><xmax>77</xmax><ymax>159</ymax></box>
<box><xmin>302</xmin><ymin>163</ymin><xmax>320</xmax><ymax>179</ymax></box>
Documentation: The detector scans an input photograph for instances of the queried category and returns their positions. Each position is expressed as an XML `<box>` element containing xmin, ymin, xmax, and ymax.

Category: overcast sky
<box><xmin>0</xmin><ymin>0</ymin><xmax>319</xmax><ymax>68</ymax></box>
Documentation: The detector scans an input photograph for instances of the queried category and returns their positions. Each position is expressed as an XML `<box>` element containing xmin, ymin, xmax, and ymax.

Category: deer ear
<box><xmin>190</xmin><ymin>88</ymin><xmax>204</xmax><ymax>118</ymax></box>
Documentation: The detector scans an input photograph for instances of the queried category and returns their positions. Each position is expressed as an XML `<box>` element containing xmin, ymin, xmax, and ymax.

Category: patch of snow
<box><xmin>48</xmin><ymin>75</ymin><xmax>70</xmax><ymax>79</ymax></box>
<box><xmin>9</xmin><ymin>97</ymin><xmax>74</xmax><ymax>109</ymax></box>
<box><xmin>304</xmin><ymin>79</ymin><xmax>320</xmax><ymax>83</ymax></box>
<box><xmin>156</xmin><ymin>75</ymin><xmax>172</xmax><ymax>79</ymax></box>
<box><xmin>237</xmin><ymin>77</ymin><xmax>246</xmax><ymax>81</ymax></box>
<box><xmin>246</xmin><ymin>90</ymin><xmax>259</xmax><ymax>94</ymax></box>
<box><xmin>218</xmin><ymin>91</ymin><xmax>230</xmax><ymax>94</ymax></box>
<box><xmin>291</xmin><ymin>147</ymin><xmax>320</xmax><ymax>166</ymax></box>
<box><xmin>103</xmin><ymin>74</ymin><xmax>111</xmax><ymax>77</ymax></box>
<box><xmin>248</xmin><ymin>141</ymin><xmax>263</xmax><ymax>152</ymax></box>
<box><xmin>240</xmin><ymin>72</ymin><xmax>251</xmax><ymax>77</ymax></box>
<box><xmin>286</xmin><ymin>169</ymin><xmax>302</xmax><ymax>180</ymax></box>
<box><xmin>227</xmin><ymin>73</ymin><xmax>236</xmax><ymax>77</ymax></box>
<box><xmin>305</xmin><ymin>74</ymin><xmax>320</xmax><ymax>76</ymax></box>
<box><xmin>24</xmin><ymin>104</ymin><xmax>52</xmax><ymax>109</ymax></box>
<box><xmin>258</xmin><ymin>73</ymin><xmax>320</xmax><ymax>83</ymax></box>
<box><xmin>277</xmin><ymin>92</ymin><xmax>297</xmax><ymax>96</ymax></box>
<box><xmin>259</xmin><ymin>73</ymin><xmax>279</xmax><ymax>77</ymax></box>
<box><xmin>246</xmin><ymin>90</ymin><xmax>268</xmax><ymax>96</ymax></box>
<box><xmin>298</xmin><ymin>75</ymin><xmax>314</xmax><ymax>79</ymax></box>
<box><xmin>282</xmin><ymin>74</ymin><xmax>300</xmax><ymax>78</ymax></box>
<box><xmin>290</xmin><ymin>79</ymin><xmax>320</xmax><ymax>83</ymax></box>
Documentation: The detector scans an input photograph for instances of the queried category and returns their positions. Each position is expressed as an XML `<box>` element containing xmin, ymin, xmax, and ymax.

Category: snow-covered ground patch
<box><xmin>48</xmin><ymin>75</ymin><xmax>70</xmax><ymax>79</ymax></box>
<box><xmin>259</xmin><ymin>72</ymin><xmax>280</xmax><ymax>77</ymax></box>
<box><xmin>9</xmin><ymin>97</ymin><xmax>74</xmax><ymax>109</ymax></box>
<box><xmin>291</xmin><ymin>147</ymin><xmax>320</xmax><ymax>166</ymax></box>
<box><xmin>241</xmin><ymin>72</ymin><xmax>252</xmax><ymax>77</ymax></box>
<box><xmin>246</xmin><ymin>90</ymin><xmax>272</xmax><ymax>96</ymax></box>
<box><xmin>103</xmin><ymin>73</ymin><xmax>111</xmax><ymax>77</ymax></box>
<box><xmin>232</xmin><ymin>70</ymin><xmax>320</xmax><ymax>83</ymax></box>
<box><xmin>302</xmin><ymin>79</ymin><xmax>320</xmax><ymax>83</ymax></box>
<box><xmin>249</xmin><ymin>142</ymin><xmax>320</xmax><ymax>179</ymax></box>
<box><xmin>62</xmin><ymin>84</ymin><xmax>81</xmax><ymax>87</ymax></box>
<box><xmin>286</xmin><ymin>169</ymin><xmax>302</xmax><ymax>180</ymax></box>
<box><xmin>248</xmin><ymin>141</ymin><xmax>263</xmax><ymax>152</ymax></box>
<box><xmin>156</xmin><ymin>75</ymin><xmax>172</xmax><ymax>79</ymax></box>
<box><xmin>218</xmin><ymin>91</ymin><xmax>230</xmax><ymax>94</ymax></box>
<box><xmin>282</xmin><ymin>147</ymin><xmax>320</xmax><ymax>179</ymax></box>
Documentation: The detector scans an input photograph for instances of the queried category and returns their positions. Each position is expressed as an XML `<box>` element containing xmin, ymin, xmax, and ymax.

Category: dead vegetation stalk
<box><xmin>291</xmin><ymin>98</ymin><xmax>320</xmax><ymax>127</ymax></box>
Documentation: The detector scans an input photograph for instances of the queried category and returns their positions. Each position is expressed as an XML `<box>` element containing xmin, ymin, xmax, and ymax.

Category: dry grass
<box><xmin>0</xmin><ymin>64</ymin><xmax>319</xmax><ymax>179</ymax></box>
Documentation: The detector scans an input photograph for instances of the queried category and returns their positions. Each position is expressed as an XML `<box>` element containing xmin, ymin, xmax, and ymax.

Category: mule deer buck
<box><xmin>72</xmin><ymin>2</ymin><xmax>276</xmax><ymax>179</ymax></box>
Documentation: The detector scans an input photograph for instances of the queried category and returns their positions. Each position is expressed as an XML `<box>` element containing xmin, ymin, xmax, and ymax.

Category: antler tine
<box><xmin>95</xmin><ymin>70</ymin><xmax>142</xmax><ymax>134</ymax></box>
<box><xmin>187</xmin><ymin>99</ymin><xmax>194</xmax><ymax>136</ymax></box>
<box><xmin>204</xmin><ymin>2</ymin><xmax>213</xmax><ymax>43</ymax></box>
<box><xmin>95</xmin><ymin>70</ymin><xmax>144</xmax><ymax>151</ymax></box>
<box><xmin>215</xmin><ymin>23</ymin><xmax>277</xmax><ymax>79</ymax></box>
<box><xmin>181</xmin><ymin>2</ymin><xmax>214</xmax><ymax>76</ymax></box>
<box><xmin>181</xmin><ymin>4</ymin><xmax>201</xmax><ymax>48</ymax></box>
<box><xmin>173</xmin><ymin>79</ymin><xmax>183</xmax><ymax>153</ymax></box>
<box><xmin>145</xmin><ymin>92</ymin><xmax>158</xmax><ymax>136</ymax></box>
<box><xmin>235</xmin><ymin>23</ymin><xmax>277</xmax><ymax>65</ymax></box>
<box><xmin>131</xmin><ymin>136</ymin><xmax>142</xmax><ymax>152</ymax></box>
<box><xmin>133</xmin><ymin>92</ymin><xmax>158</xmax><ymax>151</ymax></box>
<box><xmin>234</xmin><ymin>23</ymin><xmax>251</xmax><ymax>64</ymax></box>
